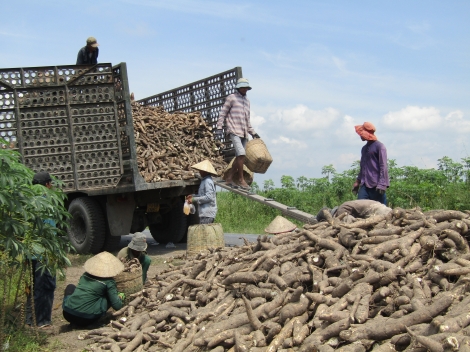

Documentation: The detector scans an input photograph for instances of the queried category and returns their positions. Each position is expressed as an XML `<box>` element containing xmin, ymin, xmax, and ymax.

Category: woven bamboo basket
<box><xmin>223</xmin><ymin>157</ymin><xmax>253</xmax><ymax>185</ymax></box>
<box><xmin>245</xmin><ymin>139</ymin><xmax>273</xmax><ymax>174</ymax></box>
<box><xmin>187</xmin><ymin>223</ymin><xmax>225</xmax><ymax>256</ymax></box>
<box><xmin>114</xmin><ymin>266</ymin><xmax>143</xmax><ymax>301</ymax></box>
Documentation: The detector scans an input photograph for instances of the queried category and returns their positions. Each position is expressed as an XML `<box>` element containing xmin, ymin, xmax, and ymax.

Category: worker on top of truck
<box><xmin>76</xmin><ymin>37</ymin><xmax>99</xmax><ymax>65</ymax></box>
<box><xmin>185</xmin><ymin>160</ymin><xmax>218</xmax><ymax>224</ymax></box>
<box><xmin>216</xmin><ymin>78</ymin><xmax>260</xmax><ymax>191</ymax></box>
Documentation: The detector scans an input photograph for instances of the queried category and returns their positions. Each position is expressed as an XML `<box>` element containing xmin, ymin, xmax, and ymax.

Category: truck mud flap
<box><xmin>106</xmin><ymin>194</ymin><xmax>136</xmax><ymax>237</ymax></box>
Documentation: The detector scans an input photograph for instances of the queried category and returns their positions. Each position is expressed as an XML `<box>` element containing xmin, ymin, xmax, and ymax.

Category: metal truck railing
<box><xmin>138</xmin><ymin>67</ymin><xmax>242</xmax><ymax>160</ymax></box>
<box><xmin>0</xmin><ymin>63</ymin><xmax>242</xmax><ymax>194</ymax></box>
<box><xmin>0</xmin><ymin>63</ymin><xmax>124</xmax><ymax>192</ymax></box>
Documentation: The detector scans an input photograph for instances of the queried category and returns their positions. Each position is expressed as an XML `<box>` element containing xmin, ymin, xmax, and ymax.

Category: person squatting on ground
<box><xmin>76</xmin><ymin>36</ymin><xmax>99</xmax><ymax>65</ymax></box>
<box><xmin>215</xmin><ymin>78</ymin><xmax>260</xmax><ymax>190</ymax></box>
<box><xmin>117</xmin><ymin>232</ymin><xmax>151</xmax><ymax>284</ymax></box>
<box><xmin>25</xmin><ymin>171</ymin><xmax>56</xmax><ymax>329</ymax></box>
<box><xmin>62</xmin><ymin>252</ymin><xmax>126</xmax><ymax>327</ymax></box>
<box><xmin>352</xmin><ymin>122</ymin><xmax>390</xmax><ymax>205</ymax></box>
<box><xmin>317</xmin><ymin>199</ymin><xmax>392</xmax><ymax>224</ymax></box>
<box><xmin>185</xmin><ymin>160</ymin><xmax>218</xmax><ymax>224</ymax></box>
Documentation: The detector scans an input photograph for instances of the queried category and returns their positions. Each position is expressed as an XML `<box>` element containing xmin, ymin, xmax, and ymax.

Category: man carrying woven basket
<box><xmin>215</xmin><ymin>78</ymin><xmax>260</xmax><ymax>190</ymax></box>
<box><xmin>117</xmin><ymin>232</ymin><xmax>151</xmax><ymax>284</ymax></box>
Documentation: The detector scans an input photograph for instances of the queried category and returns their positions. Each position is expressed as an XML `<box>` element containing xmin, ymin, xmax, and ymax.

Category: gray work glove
<box><xmin>252</xmin><ymin>133</ymin><xmax>260</xmax><ymax>139</ymax></box>
<box><xmin>214</xmin><ymin>129</ymin><xmax>223</xmax><ymax>139</ymax></box>
<box><xmin>376</xmin><ymin>187</ymin><xmax>385</xmax><ymax>195</ymax></box>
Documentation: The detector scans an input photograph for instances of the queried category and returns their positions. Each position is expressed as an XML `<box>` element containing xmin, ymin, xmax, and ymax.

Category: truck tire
<box><xmin>67</xmin><ymin>197</ymin><xmax>106</xmax><ymax>254</ymax></box>
<box><xmin>149</xmin><ymin>199</ymin><xmax>187</xmax><ymax>244</ymax></box>
<box><xmin>102</xmin><ymin>229</ymin><xmax>122</xmax><ymax>253</ymax></box>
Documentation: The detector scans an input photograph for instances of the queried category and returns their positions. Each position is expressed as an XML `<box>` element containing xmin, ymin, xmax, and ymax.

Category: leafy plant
<box><xmin>0</xmin><ymin>140</ymin><xmax>72</xmax><ymax>346</ymax></box>
<box><xmin>0</xmin><ymin>141</ymin><xmax>72</xmax><ymax>273</ymax></box>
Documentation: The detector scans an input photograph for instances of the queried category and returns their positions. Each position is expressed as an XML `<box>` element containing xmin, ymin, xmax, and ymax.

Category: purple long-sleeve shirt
<box><xmin>357</xmin><ymin>140</ymin><xmax>390</xmax><ymax>190</ymax></box>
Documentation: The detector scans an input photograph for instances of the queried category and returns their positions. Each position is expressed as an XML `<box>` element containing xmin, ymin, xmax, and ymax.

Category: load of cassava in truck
<box><xmin>0</xmin><ymin>62</ymin><xmax>241</xmax><ymax>254</ymax></box>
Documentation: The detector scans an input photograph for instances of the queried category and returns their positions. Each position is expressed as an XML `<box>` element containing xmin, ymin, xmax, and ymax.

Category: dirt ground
<box><xmin>43</xmin><ymin>242</ymin><xmax>188</xmax><ymax>352</ymax></box>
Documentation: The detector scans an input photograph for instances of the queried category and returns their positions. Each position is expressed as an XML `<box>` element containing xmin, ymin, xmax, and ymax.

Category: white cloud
<box><xmin>250</xmin><ymin>111</ymin><xmax>266</xmax><ymax>130</ymax></box>
<box><xmin>120</xmin><ymin>23</ymin><xmax>156</xmax><ymax>36</ymax></box>
<box><xmin>332</xmin><ymin>56</ymin><xmax>347</xmax><ymax>73</ymax></box>
<box><xmin>391</xmin><ymin>21</ymin><xmax>434</xmax><ymax>50</ymax></box>
<box><xmin>334</xmin><ymin>114</ymin><xmax>361</xmax><ymax>142</ymax></box>
<box><xmin>408</xmin><ymin>22</ymin><xmax>431</xmax><ymax>35</ymax></box>
<box><xmin>0</xmin><ymin>31</ymin><xmax>35</xmax><ymax>39</ymax></box>
<box><xmin>274</xmin><ymin>105</ymin><xmax>340</xmax><ymax>131</ymax></box>
<box><xmin>270</xmin><ymin>136</ymin><xmax>307</xmax><ymax>149</ymax></box>
<box><xmin>338</xmin><ymin>153</ymin><xmax>358</xmax><ymax>166</ymax></box>
<box><xmin>121</xmin><ymin>0</ymin><xmax>251</xmax><ymax>18</ymax></box>
<box><xmin>383</xmin><ymin>106</ymin><xmax>442</xmax><ymax>131</ymax></box>
<box><xmin>445</xmin><ymin>110</ymin><xmax>470</xmax><ymax>132</ymax></box>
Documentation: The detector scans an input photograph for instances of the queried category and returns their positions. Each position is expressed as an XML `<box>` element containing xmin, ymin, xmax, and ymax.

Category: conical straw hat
<box><xmin>83</xmin><ymin>251</ymin><xmax>125</xmax><ymax>278</ymax></box>
<box><xmin>265</xmin><ymin>216</ymin><xmax>297</xmax><ymax>234</ymax></box>
<box><xmin>191</xmin><ymin>160</ymin><xmax>218</xmax><ymax>176</ymax></box>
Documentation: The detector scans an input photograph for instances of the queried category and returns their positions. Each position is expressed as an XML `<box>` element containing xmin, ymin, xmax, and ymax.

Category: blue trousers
<box><xmin>25</xmin><ymin>260</ymin><xmax>56</xmax><ymax>327</ymax></box>
<box><xmin>357</xmin><ymin>185</ymin><xmax>388</xmax><ymax>205</ymax></box>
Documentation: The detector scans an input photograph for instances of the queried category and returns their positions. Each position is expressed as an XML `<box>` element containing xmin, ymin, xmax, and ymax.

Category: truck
<box><xmin>0</xmin><ymin>62</ymin><xmax>241</xmax><ymax>254</ymax></box>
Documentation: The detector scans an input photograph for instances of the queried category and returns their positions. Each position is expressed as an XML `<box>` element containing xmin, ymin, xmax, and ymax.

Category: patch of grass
<box><xmin>216</xmin><ymin>191</ymin><xmax>296</xmax><ymax>234</ymax></box>
<box><xmin>2</xmin><ymin>328</ymin><xmax>49</xmax><ymax>352</ymax></box>
<box><xmin>149</xmin><ymin>257</ymin><xmax>167</xmax><ymax>266</ymax></box>
<box><xmin>67</xmin><ymin>254</ymin><xmax>93</xmax><ymax>267</ymax></box>
<box><xmin>170</xmin><ymin>259</ymin><xmax>186</xmax><ymax>266</ymax></box>
<box><xmin>45</xmin><ymin>337</ymin><xmax>67</xmax><ymax>351</ymax></box>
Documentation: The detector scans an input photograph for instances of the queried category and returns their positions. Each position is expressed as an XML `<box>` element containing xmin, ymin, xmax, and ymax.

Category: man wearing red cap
<box><xmin>352</xmin><ymin>122</ymin><xmax>389</xmax><ymax>205</ymax></box>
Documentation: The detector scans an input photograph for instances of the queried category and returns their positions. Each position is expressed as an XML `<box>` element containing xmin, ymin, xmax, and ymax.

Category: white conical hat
<box><xmin>191</xmin><ymin>160</ymin><xmax>218</xmax><ymax>176</ymax></box>
<box><xmin>264</xmin><ymin>216</ymin><xmax>297</xmax><ymax>234</ymax></box>
<box><xmin>83</xmin><ymin>251</ymin><xmax>125</xmax><ymax>278</ymax></box>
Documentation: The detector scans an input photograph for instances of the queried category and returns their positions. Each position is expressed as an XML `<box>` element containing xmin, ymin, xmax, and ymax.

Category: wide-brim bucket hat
<box><xmin>235</xmin><ymin>78</ymin><xmax>252</xmax><ymax>90</ymax></box>
<box><xmin>128</xmin><ymin>232</ymin><xmax>148</xmax><ymax>251</ymax></box>
<box><xmin>355</xmin><ymin>122</ymin><xmax>377</xmax><ymax>141</ymax></box>
<box><xmin>265</xmin><ymin>216</ymin><xmax>297</xmax><ymax>234</ymax></box>
<box><xmin>86</xmin><ymin>36</ymin><xmax>99</xmax><ymax>48</ymax></box>
<box><xmin>191</xmin><ymin>160</ymin><xmax>218</xmax><ymax>176</ymax></box>
<box><xmin>83</xmin><ymin>251</ymin><xmax>124</xmax><ymax>278</ymax></box>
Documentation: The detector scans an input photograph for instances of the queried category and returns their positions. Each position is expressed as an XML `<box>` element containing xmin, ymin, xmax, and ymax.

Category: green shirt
<box><xmin>63</xmin><ymin>273</ymin><xmax>123</xmax><ymax>319</ymax></box>
<box><xmin>117</xmin><ymin>247</ymin><xmax>151</xmax><ymax>283</ymax></box>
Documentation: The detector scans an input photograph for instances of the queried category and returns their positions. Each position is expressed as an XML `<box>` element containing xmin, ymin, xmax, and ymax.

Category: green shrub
<box><xmin>217</xmin><ymin>157</ymin><xmax>470</xmax><ymax>233</ymax></box>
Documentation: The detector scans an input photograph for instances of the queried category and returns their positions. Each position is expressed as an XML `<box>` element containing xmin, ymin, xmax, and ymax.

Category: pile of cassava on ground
<box><xmin>80</xmin><ymin>208</ymin><xmax>470</xmax><ymax>352</ymax></box>
<box><xmin>131</xmin><ymin>101</ymin><xmax>227</xmax><ymax>183</ymax></box>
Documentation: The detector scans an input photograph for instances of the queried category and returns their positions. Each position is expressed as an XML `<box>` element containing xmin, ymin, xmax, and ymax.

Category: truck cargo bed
<box><xmin>0</xmin><ymin>63</ymin><xmax>241</xmax><ymax>196</ymax></box>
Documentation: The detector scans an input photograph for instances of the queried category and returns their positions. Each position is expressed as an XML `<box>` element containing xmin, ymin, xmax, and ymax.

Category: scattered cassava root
<box><xmin>131</xmin><ymin>101</ymin><xmax>227</xmax><ymax>183</ymax></box>
<box><xmin>81</xmin><ymin>207</ymin><xmax>470</xmax><ymax>351</ymax></box>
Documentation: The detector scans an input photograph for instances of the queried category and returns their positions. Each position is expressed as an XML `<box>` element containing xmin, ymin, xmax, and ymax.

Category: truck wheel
<box><xmin>149</xmin><ymin>199</ymin><xmax>187</xmax><ymax>243</ymax></box>
<box><xmin>67</xmin><ymin>197</ymin><xmax>106</xmax><ymax>254</ymax></box>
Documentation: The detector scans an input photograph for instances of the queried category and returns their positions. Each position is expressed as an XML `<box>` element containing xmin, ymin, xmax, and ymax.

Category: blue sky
<box><xmin>2</xmin><ymin>0</ymin><xmax>469</xmax><ymax>187</ymax></box>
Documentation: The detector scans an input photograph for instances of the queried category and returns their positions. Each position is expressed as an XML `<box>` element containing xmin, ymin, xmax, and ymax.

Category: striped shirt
<box><xmin>217</xmin><ymin>91</ymin><xmax>256</xmax><ymax>138</ymax></box>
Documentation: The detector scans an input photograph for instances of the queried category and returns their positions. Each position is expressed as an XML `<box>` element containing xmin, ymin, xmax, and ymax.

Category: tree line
<box><xmin>250</xmin><ymin>156</ymin><xmax>470</xmax><ymax>213</ymax></box>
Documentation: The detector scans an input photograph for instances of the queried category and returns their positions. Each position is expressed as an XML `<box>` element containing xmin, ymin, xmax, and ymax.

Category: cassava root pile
<box><xmin>81</xmin><ymin>207</ymin><xmax>470</xmax><ymax>351</ymax></box>
<box><xmin>131</xmin><ymin>101</ymin><xmax>227</xmax><ymax>182</ymax></box>
<box><xmin>118</xmin><ymin>258</ymin><xmax>141</xmax><ymax>273</ymax></box>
